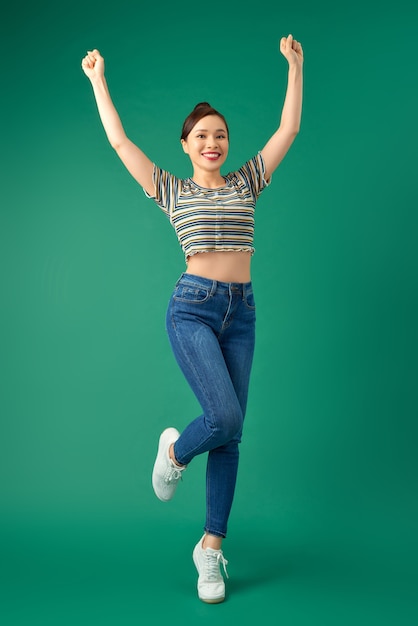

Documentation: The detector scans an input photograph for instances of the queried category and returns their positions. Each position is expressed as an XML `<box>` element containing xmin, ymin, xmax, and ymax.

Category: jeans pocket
<box><xmin>243</xmin><ymin>290</ymin><xmax>256</xmax><ymax>310</ymax></box>
<box><xmin>173</xmin><ymin>285</ymin><xmax>210</xmax><ymax>304</ymax></box>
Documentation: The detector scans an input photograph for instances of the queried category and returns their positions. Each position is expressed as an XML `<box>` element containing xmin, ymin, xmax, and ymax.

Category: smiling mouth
<box><xmin>202</xmin><ymin>152</ymin><xmax>221</xmax><ymax>160</ymax></box>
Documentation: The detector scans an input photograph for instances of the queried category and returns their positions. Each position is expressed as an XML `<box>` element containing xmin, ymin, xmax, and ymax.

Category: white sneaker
<box><xmin>152</xmin><ymin>428</ymin><xmax>185</xmax><ymax>502</ymax></box>
<box><xmin>192</xmin><ymin>535</ymin><xmax>229</xmax><ymax>604</ymax></box>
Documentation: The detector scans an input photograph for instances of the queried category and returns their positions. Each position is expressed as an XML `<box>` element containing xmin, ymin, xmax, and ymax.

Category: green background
<box><xmin>1</xmin><ymin>0</ymin><xmax>417</xmax><ymax>624</ymax></box>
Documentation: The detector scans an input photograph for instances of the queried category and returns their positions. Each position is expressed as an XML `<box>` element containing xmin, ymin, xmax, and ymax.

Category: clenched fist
<box><xmin>280</xmin><ymin>34</ymin><xmax>303</xmax><ymax>68</ymax></box>
<box><xmin>81</xmin><ymin>49</ymin><xmax>105</xmax><ymax>80</ymax></box>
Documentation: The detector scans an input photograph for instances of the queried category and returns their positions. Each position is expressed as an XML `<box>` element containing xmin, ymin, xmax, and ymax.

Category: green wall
<box><xmin>1</xmin><ymin>0</ymin><xmax>417</xmax><ymax>624</ymax></box>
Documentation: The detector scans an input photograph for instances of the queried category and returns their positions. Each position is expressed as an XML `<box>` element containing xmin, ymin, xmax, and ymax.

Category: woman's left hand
<box><xmin>280</xmin><ymin>34</ymin><xmax>303</xmax><ymax>67</ymax></box>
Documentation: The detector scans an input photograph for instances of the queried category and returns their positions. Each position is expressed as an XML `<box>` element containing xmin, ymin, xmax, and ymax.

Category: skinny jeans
<box><xmin>166</xmin><ymin>273</ymin><xmax>256</xmax><ymax>538</ymax></box>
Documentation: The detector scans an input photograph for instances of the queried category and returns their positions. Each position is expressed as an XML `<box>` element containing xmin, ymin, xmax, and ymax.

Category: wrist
<box><xmin>90</xmin><ymin>74</ymin><xmax>107</xmax><ymax>88</ymax></box>
<box><xmin>287</xmin><ymin>63</ymin><xmax>303</xmax><ymax>80</ymax></box>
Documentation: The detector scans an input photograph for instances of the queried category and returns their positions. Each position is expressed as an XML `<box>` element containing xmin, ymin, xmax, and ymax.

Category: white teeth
<box><xmin>203</xmin><ymin>153</ymin><xmax>220</xmax><ymax>157</ymax></box>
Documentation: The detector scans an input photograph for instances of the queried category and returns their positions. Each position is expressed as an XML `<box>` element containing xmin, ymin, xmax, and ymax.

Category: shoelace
<box><xmin>205</xmin><ymin>550</ymin><xmax>229</xmax><ymax>580</ymax></box>
<box><xmin>163</xmin><ymin>464</ymin><xmax>184</xmax><ymax>484</ymax></box>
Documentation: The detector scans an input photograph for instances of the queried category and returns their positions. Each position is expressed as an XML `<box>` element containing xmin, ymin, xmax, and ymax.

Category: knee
<box><xmin>216</xmin><ymin>406</ymin><xmax>243</xmax><ymax>443</ymax></box>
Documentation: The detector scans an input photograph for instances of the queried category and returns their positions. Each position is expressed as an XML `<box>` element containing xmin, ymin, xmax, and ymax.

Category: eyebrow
<box><xmin>194</xmin><ymin>128</ymin><xmax>227</xmax><ymax>133</ymax></box>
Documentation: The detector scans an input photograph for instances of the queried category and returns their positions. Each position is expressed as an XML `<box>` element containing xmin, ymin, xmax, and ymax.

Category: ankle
<box><xmin>202</xmin><ymin>534</ymin><xmax>222</xmax><ymax>551</ymax></box>
<box><xmin>169</xmin><ymin>443</ymin><xmax>183</xmax><ymax>468</ymax></box>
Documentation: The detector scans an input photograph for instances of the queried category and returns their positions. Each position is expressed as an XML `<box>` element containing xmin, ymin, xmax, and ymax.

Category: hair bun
<box><xmin>194</xmin><ymin>102</ymin><xmax>211</xmax><ymax>110</ymax></box>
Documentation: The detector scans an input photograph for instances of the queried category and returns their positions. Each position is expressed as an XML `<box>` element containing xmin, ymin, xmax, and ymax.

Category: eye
<box><xmin>196</xmin><ymin>134</ymin><xmax>205</xmax><ymax>139</ymax></box>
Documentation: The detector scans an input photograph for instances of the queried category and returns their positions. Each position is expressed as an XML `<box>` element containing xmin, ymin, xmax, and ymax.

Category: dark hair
<box><xmin>180</xmin><ymin>102</ymin><xmax>229</xmax><ymax>141</ymax></box>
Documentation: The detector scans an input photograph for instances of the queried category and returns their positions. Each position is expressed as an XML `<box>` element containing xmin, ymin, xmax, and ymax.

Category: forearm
<box><xmin>279</xmin><ymin>64</ymin><xmax>303</xmax><ymax>134</ymax></box>
<box><xmin>89</xmin><ymin>76</ymin><xmax>127</xmax><ymax>149</ymax></box>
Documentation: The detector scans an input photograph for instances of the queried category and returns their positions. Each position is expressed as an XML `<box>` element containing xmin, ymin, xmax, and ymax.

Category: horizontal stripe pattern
<box><xmin>144</xmin><ymin>152</ymin><xmax>269</xmax><ymax>257</ymax></box>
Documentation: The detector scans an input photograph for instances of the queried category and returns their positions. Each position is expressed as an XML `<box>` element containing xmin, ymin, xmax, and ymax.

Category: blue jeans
<box><xmin>166</xmin><ymin>273</ymin><xmax>256</xmax><ymax>538</ymax></box>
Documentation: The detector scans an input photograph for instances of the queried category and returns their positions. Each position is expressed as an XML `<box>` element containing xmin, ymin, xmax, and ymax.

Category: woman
<box><xmin>81</xmin><ymin>34</ymin><xmax>303</xmax><ymax>603</ymax></box>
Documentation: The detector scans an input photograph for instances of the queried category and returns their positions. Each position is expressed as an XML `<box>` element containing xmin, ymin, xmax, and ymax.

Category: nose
<box><xmin>206</xmin><ymin>135</ymin><xmax>218</xmax><ymax>148</ymax></box>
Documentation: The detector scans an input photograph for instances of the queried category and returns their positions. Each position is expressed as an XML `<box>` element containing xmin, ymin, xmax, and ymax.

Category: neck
<box><xmin>191</xmin><ymin>169</ymin><xmax>225</xmax><ymax>189</ymax></box>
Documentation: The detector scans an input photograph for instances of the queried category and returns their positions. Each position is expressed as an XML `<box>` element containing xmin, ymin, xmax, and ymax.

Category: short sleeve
<box><xmin>143</xmin><ymin>164</ymin><xmax>179</xmax><ymax>217</ymax></box>
<box><xmin>237</xmin><ymin>151</ymin><xmax>271</xmax><ymax>201</ymax></box>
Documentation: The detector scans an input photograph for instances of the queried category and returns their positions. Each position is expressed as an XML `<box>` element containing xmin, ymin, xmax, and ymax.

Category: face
<box><xmin>181</xmin><ymin>115</ymin><xmax>229</xmax><ymax>173</ymax></box>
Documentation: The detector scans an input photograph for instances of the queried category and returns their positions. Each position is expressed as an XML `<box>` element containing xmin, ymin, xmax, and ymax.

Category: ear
<box><xmin>181</xmin><ymin>139</ymin><xmax>189</xmax><ymax>154</ymax></box>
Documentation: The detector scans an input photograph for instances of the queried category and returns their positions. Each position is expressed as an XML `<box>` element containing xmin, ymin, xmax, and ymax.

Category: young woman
<box><xmin>81</xmin><ymin>34</ymin><xmax>303</xmax><ymax>603</ymax></box>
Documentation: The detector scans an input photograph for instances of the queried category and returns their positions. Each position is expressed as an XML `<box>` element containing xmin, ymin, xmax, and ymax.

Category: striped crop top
<box><xmin>144</xmin><ymin>151</ymin><xmax>270</xmax><ymax>258</ymax></box>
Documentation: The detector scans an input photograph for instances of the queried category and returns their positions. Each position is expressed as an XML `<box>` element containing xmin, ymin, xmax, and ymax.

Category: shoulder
<box><xmin>225</xmin><ymin>152</ymin><xmax>270</xmax><ymax>194</ymax></box>
<box><xmin>225</xmin><ymin>152</ymin><xmax>267</xmax><ymax>179</ymax></box>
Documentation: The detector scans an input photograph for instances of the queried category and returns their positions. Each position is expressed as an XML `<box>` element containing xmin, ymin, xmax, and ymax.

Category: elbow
<box><xmin>108</xmin><ymin>131</ymin><xmax>129</xmax><ymax>152</ymax></box>
<box><xmin>279</xmin><ymin>123</ymin><xmax>300</xmax><ymax>138</ymax></box>
<box><xmin>110</xmin><ymin>136</ymin><xmax>127</xmax><ymax>152</ymax></box>
<box><xmin>110</xmin><ymin>139</ymin><xmax>122</xmax><ymax>151</ymax></box>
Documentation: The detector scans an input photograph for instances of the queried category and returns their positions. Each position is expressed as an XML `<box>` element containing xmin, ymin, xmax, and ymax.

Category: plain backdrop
<box><xmin>1</xmin><ymin>0</ymin><xmax>417</xmax><ymax>624</ymax></box>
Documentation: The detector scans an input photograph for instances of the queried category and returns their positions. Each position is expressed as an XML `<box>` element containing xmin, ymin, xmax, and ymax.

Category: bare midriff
<box><xmin>185</xmin><ymin>250</ymin><xmax>252</xmax><ymax>283</ymax></box>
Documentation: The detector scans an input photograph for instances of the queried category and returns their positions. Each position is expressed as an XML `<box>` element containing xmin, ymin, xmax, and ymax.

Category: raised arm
<box><xmin>81</xmin><ymin>49</ymin><xmax>155</xmax><ymax>196</ymax></box>
<box><xmin>260</xmin><ymin>34</ymin><xmax>303</xmax><ymax>181</ymax></box>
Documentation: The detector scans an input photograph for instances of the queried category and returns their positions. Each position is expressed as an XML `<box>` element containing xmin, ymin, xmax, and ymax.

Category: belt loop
<box><xmin>210</xmin><ymin>280</ymin><xmax>217</xmax><ymax>296</ymax></box>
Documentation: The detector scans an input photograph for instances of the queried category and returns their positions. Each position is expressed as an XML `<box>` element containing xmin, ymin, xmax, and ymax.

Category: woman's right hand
<box><xmin>81</xmin><ymin>49</ymin><xmax>105</xmax><ymax>81</ymax></box>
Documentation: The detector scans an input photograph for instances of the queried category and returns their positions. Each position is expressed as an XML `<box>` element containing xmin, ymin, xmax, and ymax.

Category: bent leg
<box><xmin>167</xmin><ymin>316</ymin><xmax>244</xmax><ymax>466</ymax></box>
